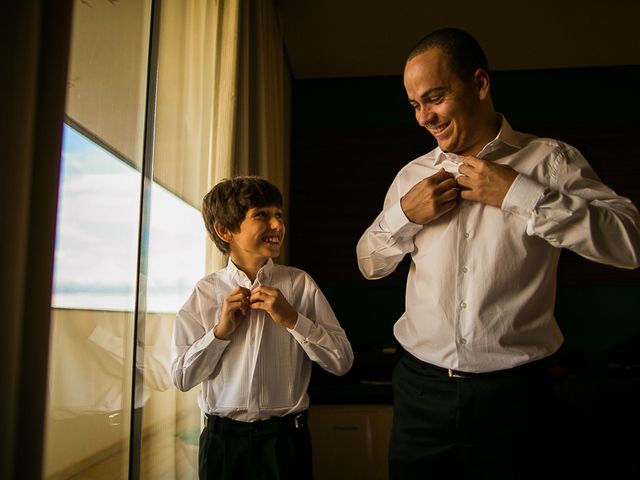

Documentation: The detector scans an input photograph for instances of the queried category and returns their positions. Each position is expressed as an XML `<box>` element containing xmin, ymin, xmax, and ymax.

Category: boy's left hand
<box><xmin>250</xmin><ymin>286</ymin><xmax>298</xmax><ymax>329</ymax></box>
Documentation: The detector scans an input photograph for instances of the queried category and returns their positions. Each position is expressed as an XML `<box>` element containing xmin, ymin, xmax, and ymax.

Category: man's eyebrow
<box><xmin>408</xmin><ymin>86</ymin><xmax>447</xmax><ymax>103</ymax></box>
<box><xmin>419</xmin><ymin>87</ymin><xmax>447</xmax><ymax>100</ymax></box>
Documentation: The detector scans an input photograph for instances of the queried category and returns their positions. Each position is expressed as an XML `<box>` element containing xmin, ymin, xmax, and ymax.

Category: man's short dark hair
<box><xmin>407</xmin><ymin>27</ymin><xmax>489</xmax><ymax>81</ymax></box>
<box><xmin>202</xmin><ymin>176</ymin><xmax>283</xmax><ymax>254</ymax></box>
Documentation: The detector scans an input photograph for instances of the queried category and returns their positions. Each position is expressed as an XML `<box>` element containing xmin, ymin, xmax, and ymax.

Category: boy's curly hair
<box><xmin>202</xmin><ymin>176</ymin><xmax>283</xmax><ymax>254</ymax></box>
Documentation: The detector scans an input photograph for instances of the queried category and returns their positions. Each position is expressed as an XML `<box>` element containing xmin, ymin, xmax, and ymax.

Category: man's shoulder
<box><xmin>511</xmin><ymin>127</ymin><xmax>574</xmax><ymax>153</ymax></box>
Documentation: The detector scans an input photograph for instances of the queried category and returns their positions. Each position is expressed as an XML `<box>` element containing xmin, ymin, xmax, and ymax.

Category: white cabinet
<box><xmin>309</xmin><ymin>404</ymin><xmax>393</xmax><ymax>480</ymax></box>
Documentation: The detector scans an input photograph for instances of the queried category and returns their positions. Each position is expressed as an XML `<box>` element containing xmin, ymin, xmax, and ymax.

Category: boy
<box><xmin>171</xmin><ymin>176</ymin><xmax>353</xmax><ymax>480</ymax></box>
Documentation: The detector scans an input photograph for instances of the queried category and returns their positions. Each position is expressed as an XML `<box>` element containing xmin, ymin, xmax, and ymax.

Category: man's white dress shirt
<box><xmin>357</xmin><ymin>116</ymin><xmax>640</xmax><ymax>373</ymax></box>
<box><xmin>172</xmin><ymin>258</ymin><xmax>353</xmax><ymax>421</ymax></box>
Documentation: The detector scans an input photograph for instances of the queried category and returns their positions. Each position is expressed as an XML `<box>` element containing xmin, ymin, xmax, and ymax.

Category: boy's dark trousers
<box><xmin>199</xmin><ymin>411</ymin><xmax>312</xmax><ymax>480</ymax></box>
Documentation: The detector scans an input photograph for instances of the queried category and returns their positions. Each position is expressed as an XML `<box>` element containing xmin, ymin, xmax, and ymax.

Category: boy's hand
<box><xmin>214</xmin><ymin>286</ymin><xmax>250</xmax><ymax>340</ymax></box>
<box><xmin>250</xmin><ymin>286</ymin><xmax>298</xmax><ymax>329</ymax></box>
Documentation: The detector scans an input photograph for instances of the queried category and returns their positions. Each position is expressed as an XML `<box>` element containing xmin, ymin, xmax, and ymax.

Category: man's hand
<box><xmin>214</xmin><ymin>286</ymin><xmax>251</xmax><ymax>339</ymax></box>
<box><xmin>250</xmin><ymin>286</ymin><xmax>298</xmax><ymax>329</ymax></box>
<box><xmin>400</xmin><ymin>169</ymin><xmax>459</xmax><ymax>224</ymax></box>
<box><xmin>457</xmin><ymin>156</ymin><xmax>518</xmax><ymax>208</ymax></box>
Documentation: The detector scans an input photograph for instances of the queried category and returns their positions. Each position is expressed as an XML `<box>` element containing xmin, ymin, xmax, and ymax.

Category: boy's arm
<box><xmin>286</xmin><ymin>276</ymin><xmax>354</xmax><ymax>376</ymax></box>
<box><xmin>170</xmin><ymin>291</ymin><xmax>231</xmax><ymax>392</ymax></box>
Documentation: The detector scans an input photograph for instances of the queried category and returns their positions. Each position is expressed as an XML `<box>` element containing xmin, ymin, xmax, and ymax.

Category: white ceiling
<box><xmin>275</xmin><ymin>0</ymin><xmax>640</xmax><ymax>79</ymax></box>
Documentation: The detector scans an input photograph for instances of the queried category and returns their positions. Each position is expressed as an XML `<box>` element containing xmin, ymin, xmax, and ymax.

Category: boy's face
<box><xmin>227</xmin><ymin>205</ymin><xmax>285</xmax><ymax>265</ymax></box>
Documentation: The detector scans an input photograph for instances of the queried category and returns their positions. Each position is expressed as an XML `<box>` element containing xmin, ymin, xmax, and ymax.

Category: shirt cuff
<box><xmin>288</xmin><ymin>314</ymin><xmax>314</xmax><ymax>344</ymax></box>
<box><xmin>501</xmin><ymin>174</ymin><xmax>545</xmax><ymax>221</ymax></box>
<box><xmin>383</xmin><ymin>200</ymin><xmax>423</xmax><ymax>237</ymax></box>
<box><xmin>210</xmin><ymin>326</ymin><xmax>231</xmax><ymax>345</ymax></box>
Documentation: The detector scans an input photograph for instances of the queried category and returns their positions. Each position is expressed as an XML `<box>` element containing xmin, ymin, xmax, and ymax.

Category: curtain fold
<box><xmin>155</xmin><ymin>0</ymin><xmax>291</xmax><ymax>272</ymax></box>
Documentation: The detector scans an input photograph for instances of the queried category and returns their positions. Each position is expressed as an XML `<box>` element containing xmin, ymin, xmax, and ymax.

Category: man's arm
<box><xmin>357</xmin><ymin>169</ymin><xmax>458</xmax><ymax>279</ymax></box>
<box><xmin>458</xmin><ymin>151</ymin><xmax>640</xmax><ymax>269</ymax></box>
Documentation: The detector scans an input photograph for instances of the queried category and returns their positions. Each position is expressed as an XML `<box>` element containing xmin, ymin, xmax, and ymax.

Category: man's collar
<box><xmin>432</xmin><ymin>114</ymin><xmax>522</xmax><ymax>166</ymax></box>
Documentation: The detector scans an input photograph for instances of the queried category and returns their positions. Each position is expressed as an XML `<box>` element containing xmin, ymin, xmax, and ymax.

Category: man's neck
<box><xmin>458</xmin><ymin>112</ymin><xmax>502</xmax><ymax>157</ymax></box>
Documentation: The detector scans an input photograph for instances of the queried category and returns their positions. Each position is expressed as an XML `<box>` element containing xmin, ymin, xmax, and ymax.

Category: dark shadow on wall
<box><xmin>291</xmin><ymin>67</ymin><xmax>640</xmax><ymax>477</ymax></box>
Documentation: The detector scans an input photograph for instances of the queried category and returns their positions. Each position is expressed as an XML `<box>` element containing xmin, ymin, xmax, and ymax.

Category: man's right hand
<box><xmin>214</xmin><ymin>286</ymin><xmax>251</xmax><ymax>340</ymax></box>
<box><xmin>400</xmin><ymin>169</ymin><xmax>458</xmax><ymax>224</ymax></box>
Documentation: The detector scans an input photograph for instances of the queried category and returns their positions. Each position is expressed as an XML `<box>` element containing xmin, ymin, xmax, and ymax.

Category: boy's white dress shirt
<box><xmin>172</xmin><ymin>258</ymin><xmax>353</xmax><ymax>421</ymax></box>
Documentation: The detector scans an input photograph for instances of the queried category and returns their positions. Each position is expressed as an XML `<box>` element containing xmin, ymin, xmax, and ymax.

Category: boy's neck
<box><xmin>229</xmin><ymin>255</ymin><xmax>269</xmax><ymax>283</ymax></box>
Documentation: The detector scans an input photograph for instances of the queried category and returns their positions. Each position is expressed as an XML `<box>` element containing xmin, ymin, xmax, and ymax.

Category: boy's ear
<box><xmin>213</xmin><ymin>222</ymin><xmax>233</xmax><ymax>244</ymax></box>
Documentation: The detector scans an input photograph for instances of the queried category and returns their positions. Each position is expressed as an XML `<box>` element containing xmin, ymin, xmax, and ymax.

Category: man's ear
<box><xmin>214</xmin><ymin>222</ymin><xmax>233</xmax><ymax>244</ymax></box>
<box><xmin>473</xmin><ymin>68</ymin><xmax>491</xmax><ymax>100</ymax></box>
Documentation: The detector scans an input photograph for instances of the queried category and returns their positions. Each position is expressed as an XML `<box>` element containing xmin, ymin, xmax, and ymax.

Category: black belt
<box><xmin>403</xmin><ymin>351</ymin><xmax>545</xmax><ymax>379</ymax></box>
<box><xmin>204</xmin><ymin>410</ymin><xmax>308</xmax><ymax>435</ymax></box>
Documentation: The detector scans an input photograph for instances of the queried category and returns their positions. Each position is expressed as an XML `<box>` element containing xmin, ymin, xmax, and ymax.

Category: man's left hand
<box><xmin>457</xmin><ymin>156</ymin><xmax>518</xmax><ymax>208</ymax></box>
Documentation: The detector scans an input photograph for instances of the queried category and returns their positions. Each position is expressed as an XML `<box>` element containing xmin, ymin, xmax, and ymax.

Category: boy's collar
<box><xmin>226</xmin><ymin>257</ymin><xmax>274</xmax><ymax>286</ymax></box>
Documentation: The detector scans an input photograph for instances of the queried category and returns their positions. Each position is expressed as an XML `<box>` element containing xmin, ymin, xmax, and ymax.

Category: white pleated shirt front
<box><xmin>171</xmin><ymin>258</ymin><xmax>353</xmax><ymax>421</ymax></box>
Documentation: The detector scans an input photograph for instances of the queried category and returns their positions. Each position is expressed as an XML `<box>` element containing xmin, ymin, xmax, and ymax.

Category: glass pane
<box><xmin>136</xmin><ymin>2</ymin><xmax>215</xmax><ymax>478</ymax></box>
<box><xmin>137</xmin><ymin>183</ymin><xmax>206</xmax><ymax>480</ymax></box>
<box><xmin>44</xmin><ymin>124</ymin><xmax>141</xmax><ymax>480</ymax></box>
<box><xmin>43</xmin><ymin>0</ymin><xmax>152</xmax><ymax>477</ymax></box>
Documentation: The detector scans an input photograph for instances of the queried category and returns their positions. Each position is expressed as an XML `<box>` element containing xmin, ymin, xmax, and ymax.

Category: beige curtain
<box><xmin>42</xmin><ymin>1</ymin><xmax>291</xmax><ymax>477</ymax></box>
<box><xmin>154</xmin><ymin>0</ymin><xmax>291</xmax><ymax>273</ymax></box>
<box><xmin>153</xmin><ymin>1</ymin><xmax>292</xmax><ymax>474</ymax></box>
<box><xmin>65</xmin><ymin>0</ymin><xmax>291</xmax><ymax>271</ymax></box>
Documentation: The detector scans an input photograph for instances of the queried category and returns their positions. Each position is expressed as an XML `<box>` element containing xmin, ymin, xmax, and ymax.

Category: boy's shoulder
<box><xmin>272</xmin><ymin>262</ymin><xmax>303</xmax><ymax>275</ymax></box>
<box><xmin>191</xmin><ymin>268</ymin><xmax>228</xmax><ymax>292</ymax></box>
<box><xmin>271</xmin><ymin>263</ymin><xmax>318</xmax><ymax>288</ymax></box>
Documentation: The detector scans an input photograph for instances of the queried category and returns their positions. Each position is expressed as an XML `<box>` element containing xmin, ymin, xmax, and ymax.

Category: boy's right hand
<box><xmin>214</xmin><ymin>286</ymin><xmax>251</xmax><ymax>340</ymax></box>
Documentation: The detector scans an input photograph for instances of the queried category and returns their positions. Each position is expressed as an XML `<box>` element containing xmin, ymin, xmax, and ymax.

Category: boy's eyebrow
<box><xmin>252</xmin><ymin>206</ymin><xmax>283</xmax><ymax>213</ymax></box>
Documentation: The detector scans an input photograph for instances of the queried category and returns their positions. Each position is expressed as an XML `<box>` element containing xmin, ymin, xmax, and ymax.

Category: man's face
<box><xmin>403</xmin><ymin>48</ymin><xmax>487</xmax><ymax>156</ymax></box>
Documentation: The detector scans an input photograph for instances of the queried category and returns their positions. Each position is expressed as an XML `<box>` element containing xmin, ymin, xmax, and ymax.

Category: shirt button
<box><xmin>462</xmin><ymin>266</ymin><xmax>468</xmax><ymax>273</ymax></box>
<box><xmin>460</xmin><ymin>301</ymin><xmax>467</xmax><ymax>309</ymax></box>
<box><xmin>460</xmin><ymin>338</ymin><xmax>467</xmax><ymax>345</ymax></box>
<box><xmin>464</xmin><ymin>232</ymin><xmax>470</xmax><ymax>239</ymax></box>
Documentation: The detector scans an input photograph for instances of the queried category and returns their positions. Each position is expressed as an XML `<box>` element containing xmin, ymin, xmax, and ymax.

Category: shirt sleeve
<box><xmin>287</xmin><ymin>275</ymin><xmax>354</xmax><ymax>376</ymax></box>
<box><xmin>170</xmin><ymin>288</ymin><xmax>231</xmax><ymax>392</ymax></box>
<box><xmin>502</xmin><ymin>144</ymin><xmax>640</xmax><ymax>269</ymax></box>
<box><xmin>356</xmin><ymin>172</ymin><xmax>424</xmax><ymax>279</ymax></box>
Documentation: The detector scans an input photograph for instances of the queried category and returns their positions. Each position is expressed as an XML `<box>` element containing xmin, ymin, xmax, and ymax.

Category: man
<box><xmin>356</xmin><ymin>27</ymin><xmax>640</xmax><ymax>479</ymax></box>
